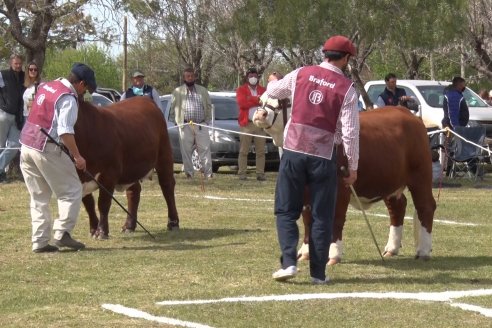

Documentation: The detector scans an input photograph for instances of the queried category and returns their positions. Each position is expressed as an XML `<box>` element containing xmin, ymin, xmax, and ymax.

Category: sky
<box><xmin>83</xmin><ymin>4</ymin><xmax>138</xmax><ymax>58</ymax></box>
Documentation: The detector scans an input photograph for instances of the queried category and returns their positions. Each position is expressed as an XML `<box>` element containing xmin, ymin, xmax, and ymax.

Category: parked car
<box><xmin>96</xmin><ymin>87</ymin><xmax>121</xmax><ymax>102</ymax></box>
<box><xmin>161</xmin><ymin>92</ymin><xmax>280</xmax><ymax>172</ymax></box>
<box><xmin>89</xmin><ymin>92</ymin><xmax>113</xmax><ymax>106</ymax></box>
<box><xmin>363</xmin><ymin>80</ymin><xmax>492</xmax><ymax>138</ymax></box>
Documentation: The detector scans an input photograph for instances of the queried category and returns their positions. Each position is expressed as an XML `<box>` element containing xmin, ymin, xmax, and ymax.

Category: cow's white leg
<box><xmin>297</xmin><ymin>242</ymin><xmax>309</xmax><ymax>261</ymax></box>
<box><xmin>384</xmin><ymin>225</ymin><xmax>403</xmax><ymax>256</ymax></box>
<box><xmin>413</xmin><ymin>211</ymin><xmax>432</xmax><ymax>260</ymax></box>
<box><xmin>413</xmin><ymin>211</ymin><xmax>421</xmax><ymax>249</ymax></box>
<box><xmin>328</xmin><ymin>239</ymin><xmax>343</xmax><ymax>265</ymax></box>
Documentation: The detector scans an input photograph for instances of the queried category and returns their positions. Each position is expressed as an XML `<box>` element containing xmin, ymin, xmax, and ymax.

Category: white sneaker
<box><xmin>272</xmin><ymin>265</ymin><xmax>297</xmax><ymax>281</ymax></box>
<box><xmin>311</xmin><ymin>276</ymin><xmax>330</xmax><ymax>285</ymax></box>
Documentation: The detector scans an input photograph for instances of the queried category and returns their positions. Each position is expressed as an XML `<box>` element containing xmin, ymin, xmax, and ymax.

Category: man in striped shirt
<box><xmin>267</xmin><ymin>35</ymin><xmax>360</xmax><ymax>284</ymax></box>
<box><xmin>170</xmin><ymin>67</ymin><xmax>213</xmax><ymax>178</ymax></box>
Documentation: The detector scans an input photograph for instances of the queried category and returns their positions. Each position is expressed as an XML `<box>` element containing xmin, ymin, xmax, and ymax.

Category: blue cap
<box><xmin>71</xmin><ymin>63</ymin><xmax>97</xmax><ymax>93</ymax></box>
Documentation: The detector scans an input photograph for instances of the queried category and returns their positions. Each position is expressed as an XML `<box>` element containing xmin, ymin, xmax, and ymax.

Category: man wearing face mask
<box><xmin>442</xmin><ymin>76</ymin><xmax>469</xmax><ymax>130</ymax></box>
<box><xmin>266</xmin><ymin>35</ymin><xmax>359</xmax><ymax>284</ymax></box>
<box><xmin>121</xmin><ymin>71</ymin><xmax>163</xmax><ymax>113</ymax></box>
<box><xmin>236</xmin><ymin>67</ymin><xmax>267</xmax><ymax>181</ymax></box>
<box><xmin>170</xmin><ymin>67</ymin><xmax>213</xmax><ymax>179</ymax></box>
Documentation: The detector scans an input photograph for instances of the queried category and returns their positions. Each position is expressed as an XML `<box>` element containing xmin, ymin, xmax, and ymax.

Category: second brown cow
<box><xmin>254</xmin><ymin>104</ymin><xmax>436</xmax><ymax>264</ymax></box>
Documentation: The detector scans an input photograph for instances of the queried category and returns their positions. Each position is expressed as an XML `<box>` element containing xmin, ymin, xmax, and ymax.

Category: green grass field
<box><xmin>0</xmin><ymin>169</ymin><xmax>491</xmax><ymax>327</ymax></box>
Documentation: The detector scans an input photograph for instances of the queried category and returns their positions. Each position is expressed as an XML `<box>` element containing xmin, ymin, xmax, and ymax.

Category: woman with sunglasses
<box><xmin>22</xmin><ymin>61</ymin><xmax>41</xmax><ymax>121</ymax></box>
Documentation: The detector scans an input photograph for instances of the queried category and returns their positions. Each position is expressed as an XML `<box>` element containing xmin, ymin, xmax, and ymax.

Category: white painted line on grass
<box><xmin>450</xmin><ymin>302</ymin><xmax>492</xmax><ymax>317</ymax></box>
<box><xmin>156</xmin><ymin>289</ymin><xmax>492</xmax><ymax>305</ymax></box>
<box><xmin>139</xmin><ymin>193</ymin><xmax>480</xmax><ymax>226</ymax></box>
<box><xmin>103</xmin><ymin>289</ymin><xmax>492</xmax><ymax>326</ymax></box>
<box><xmin>102</xmin><ymin>304</ymin><xmax>214</xmax><ymax>328</ymax></box>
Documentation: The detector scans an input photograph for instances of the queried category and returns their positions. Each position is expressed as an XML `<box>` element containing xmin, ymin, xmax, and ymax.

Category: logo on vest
<box><xmin>42</xmin><ymin>84</ymin><xmax>58</xmax><ymax>94</ymax></box>
<box><xmin>36</xmin><ymin>94</ymin><xmax>46</xmax><ymax>105</ymax></box>
<box><xmin>308</xmin><ymin>75</ymin><xmax>335</xmax><ymax>89</ymax></box>
<box><xmin>309</xmin><ymin>90</ymin><xmax>323</xmax><ymax>104</ymax></box>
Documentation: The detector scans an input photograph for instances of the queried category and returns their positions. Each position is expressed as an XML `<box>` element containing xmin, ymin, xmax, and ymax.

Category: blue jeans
<box><xmin>0</xmin><ymin>110</ymin><xmax>21</xmax><ymax>172</ymax></box>
<box><xmin>274</xmin><ymin>149</ymin><xmax>338</xmax><ymax>280</ymax></box>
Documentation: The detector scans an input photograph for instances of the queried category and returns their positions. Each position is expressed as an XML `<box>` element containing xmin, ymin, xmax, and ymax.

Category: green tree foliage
<box><xmin>0</xmin><ymin>0</ymin><xmax>116</xmax><ymax>72</ymax></box>
<box><xmin>43</xmin><ymin>45</ymin><xmax>121</xmax><ymax>90</ymax></box>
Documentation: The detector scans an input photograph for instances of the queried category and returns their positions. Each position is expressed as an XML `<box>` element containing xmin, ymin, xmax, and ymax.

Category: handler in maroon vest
<box><xmin>19</xmin><ymin>63</ymin><xmax>96</xmax><ymax>253</ymax></box>
<box><xmin>266</xmin><ymin>36</ymin><xmax>360</xmax><ymax>284</ymax></box>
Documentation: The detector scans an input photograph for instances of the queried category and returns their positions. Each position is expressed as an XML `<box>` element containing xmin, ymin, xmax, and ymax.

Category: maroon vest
<box><xmin>284</xmin><ymin>65</ymin><xmax>353</xmax><ymax>158</ymax></box>
<box><xmin>20</xmin><ymin>80</ymin><xmax>75</xmax><ymax>151</ymax></box>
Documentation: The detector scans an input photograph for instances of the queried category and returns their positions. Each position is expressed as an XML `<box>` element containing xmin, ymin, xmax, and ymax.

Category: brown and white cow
<box><xmin>254</xmin><ymin>102</ymin><xmax>436</xmax><ymax>264</ymax></box>
<box><xmin>75</xmin><ymin>96</ymin><xmax>179</xmax><ymax>239</ymax></box>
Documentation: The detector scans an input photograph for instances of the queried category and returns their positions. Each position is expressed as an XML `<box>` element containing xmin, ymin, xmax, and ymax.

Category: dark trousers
<box><xmin>274</xmin><ymin>149</ymin><xmax>338</xmax><ymax>280</ymax></box>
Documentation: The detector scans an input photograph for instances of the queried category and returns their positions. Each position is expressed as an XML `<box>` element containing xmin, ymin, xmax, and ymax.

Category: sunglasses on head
<box><xmin>29</xmin><ymin>67</ymin><xmax>38</xmax><ymax>72</ymax></box>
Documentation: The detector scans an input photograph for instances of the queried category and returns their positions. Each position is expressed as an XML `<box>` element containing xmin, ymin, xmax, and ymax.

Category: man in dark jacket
<box><xmin>0</xmin><ymin>54</ymin><xmax>25</xmax><ymax>183</ymax></box>
<box><xmin>442</xmin><ymin>76</ymin><xmax>469</xmax><ymax>129</ymax></box>
<box><xmin>120</xmin><ymin>70</ymin><xmax>163</xmax><ymax>113</ymax></box>
<box><xmin>376</xmin><ymin>73</ymin><xmax>413</xmax><ymax>108</ymax></box>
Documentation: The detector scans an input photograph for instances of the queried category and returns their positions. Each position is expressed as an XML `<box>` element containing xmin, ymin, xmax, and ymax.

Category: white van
<box><xmin>363</xmin><ymin>80</ymin><xmax>492</xmax><ymax>138</ymax></box>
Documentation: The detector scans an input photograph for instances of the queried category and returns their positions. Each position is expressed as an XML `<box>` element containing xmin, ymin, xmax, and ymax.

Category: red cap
<box><xmin>322</xmin><ymin>35</ymin><xmax>356</xmax><ymax>56</ymax></box>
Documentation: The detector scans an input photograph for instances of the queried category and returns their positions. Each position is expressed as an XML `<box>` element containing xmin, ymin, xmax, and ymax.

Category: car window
<box><xmin>366</xmin><ymin>85</ymin><xmax>385</xmax><ymax>104</ymax></box>
<box><xmin>91</xmin><ymin>94</ymin><xmax>113</xmax><ymax>106</ymax></box>
<box><xmin>417</xmin><ymin>85</ymin><xmax>488</xmax><ymax>108</ymax></box>
<box><xmin>212</xmin><ymin>98</ymin><xmax>238</xmax><ymax>120</ymax></box>
<box><xmin>463</xmin><ymin>88</ymin><xmax>488</xmax><ymax>107</ymax></box>
<box><xmin>161</xmin><ymin>99</ymin><xmax>169</xmax><ymax>110</ymax></box>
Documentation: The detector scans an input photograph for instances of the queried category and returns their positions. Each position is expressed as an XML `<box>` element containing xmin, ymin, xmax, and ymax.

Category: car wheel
<box><xmin>191</xmin><ymin>149</ymin><xmax>202</xmax><ymax>171</ymax></box>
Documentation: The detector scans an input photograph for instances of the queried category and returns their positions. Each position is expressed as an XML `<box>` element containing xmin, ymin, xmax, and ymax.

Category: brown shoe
<box><xmin>55</xmin><ymin>232</ymin><xmax>85</xmax><ymax>251</ymax></box>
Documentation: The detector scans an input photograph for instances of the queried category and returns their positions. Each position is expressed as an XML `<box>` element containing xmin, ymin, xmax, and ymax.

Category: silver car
<box><xmin>160</xmin><ymin>92</ymin><xmax>280</xmax><ymax>173</ymax></box>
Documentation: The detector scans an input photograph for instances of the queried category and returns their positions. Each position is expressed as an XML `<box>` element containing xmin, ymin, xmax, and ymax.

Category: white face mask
<box><xmin>248</xmin><ymin>77</ymin><xmax>258</xmax><ymax>85</ymax></box>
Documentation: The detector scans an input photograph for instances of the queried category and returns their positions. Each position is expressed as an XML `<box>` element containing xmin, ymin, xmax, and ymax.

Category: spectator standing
<box><xmin>375</xmin><ymin>73</ymin><xmax>412</xmax><ymax>107</ymax></box>
<box><xmin>479</xmin><ymin>89</ymin><xmax>492</xmax><ymax>106</ymax></box>
<box><xmin>0</xmin><ymin>54</ymin><xmax>25</xmax><ymax>183</ymax></box>
<box><xmin>442</xmin><ymin>76</ymin><xmax>469</xmax><ymax>129</ymax></box>
<box><xmin>236</xmin><ymin>67</ymin><xmax>267</xmax><ymax>181</ymax></box>
<box><xmin>19</xmin><ymin>63</ymin><xmax>97</xmax><ymax>253</ymax></box>
<box><xmin>121</xmin><ymin>71</ymin><xmax>163</xmax><ymax>113</ymax></box>
<box><xmin>170</xmin><ymin>67</ymin><xmax>213</xmax><ymax>179</ymax></box>
<box><xmin>22</xmin><ymin>61</ymin><xmax>41</xmax><ymax>121</ymax></box>
<box><xmin>266</xmin><ymin>35</ymin><xmax>359</xmax><ymax>284</ymax></box>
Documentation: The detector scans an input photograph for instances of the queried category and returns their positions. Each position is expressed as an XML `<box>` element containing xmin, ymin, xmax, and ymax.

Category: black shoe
<box><xmin>55</xmin><ymin>232</ymin><xmax>85</xmax><ymax>250</ymax></box>
<box><xmin>33</xmin><ymin>244</ymin><xmax>59</xmax><ymax>253</ymax></box>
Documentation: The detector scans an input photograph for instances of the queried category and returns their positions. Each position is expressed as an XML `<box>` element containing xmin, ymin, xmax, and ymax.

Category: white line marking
<box><xmin>139</xmin><ymin>193</ymin><xmax>480</xmax><ymax>226</ymax></box>
<box><xmin>102</xmin><ymin>304</ymin><xmax>214</xmax><ymax>328</ymax></box>
<box><xmin>450</xmin><ymin>302</ymin><xmax>492</xmax><ymax>317</ymax></box>
<box><xmin>156</xmin><ymin>289</ymin><xmax>492</xmax><ymax>305</ymax></box>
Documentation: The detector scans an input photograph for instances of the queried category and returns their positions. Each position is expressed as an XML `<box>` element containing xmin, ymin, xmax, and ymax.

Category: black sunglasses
<box><xmin>29</xmin><ymin>67</ymin><xmax>38</xmax><ymax>72</ymax></box>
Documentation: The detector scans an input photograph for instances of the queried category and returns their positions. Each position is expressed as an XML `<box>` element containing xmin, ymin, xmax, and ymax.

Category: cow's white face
<box><xmin>252</xmin><ymin>107</ymin><xmax>276</xmax><ymax>129</ymax></box>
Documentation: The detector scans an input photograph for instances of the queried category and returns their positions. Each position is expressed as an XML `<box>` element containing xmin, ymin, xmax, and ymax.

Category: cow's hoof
<box><xmin>328</xmin><ymin>257</ymin><xmax>341</xmax><ymax>266</ymax></box>
<box><xmin>121</xmin><ymin>226</ymin><xmax>135</xmax><ymax>233</ymax></box>
<box><xmin>297</xmin><ymin>254</ymin><xmax>310</xmax><ymax>261</ymax></box>
<box><xmin>383</xmin><ymin>251</ymin><xmax>397</xmax><ymax>257</ymax></box>
<box><xmin>167</xmin><ymin>220</ymin><xmax>179</xmax><ymax>231</ymax></box>
<box><xmin>415</xmin><ymin>254</ymin><xmax>431</xmax><ymax>261</ymax></box>
<box><xmin>297</xmin><ymin>243</ymin><xmax>310</xmax><ymax>261</ymax></box>
<box><xmin>94</xmin><ymin>230</ymin><xmax>109</xmax><ymax>240</ymax></box>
